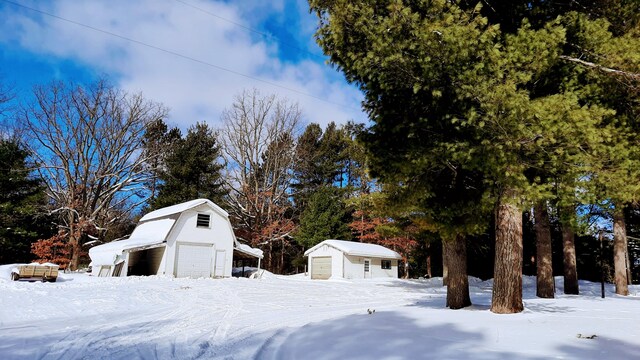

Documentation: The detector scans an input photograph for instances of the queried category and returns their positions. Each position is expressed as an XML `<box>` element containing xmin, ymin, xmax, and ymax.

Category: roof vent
<box><xmin>196</xmin><ymin>213</ymin><xmax>211</xmax><ymax>228</ymax></box>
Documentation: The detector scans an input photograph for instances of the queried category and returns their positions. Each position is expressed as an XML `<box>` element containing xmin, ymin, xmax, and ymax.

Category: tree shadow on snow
<box><xmin>264</xmin><ymin>311</ymin><xmax>546</xmax><ymax>360</ymax></box>
<box><xmin>556</xmin><ymin>335</ymin><xmax>640</xmax><ymax>359</ymax></box>
<box><xmin>253</xmin><ymin>311</ymin><xmax>640</xmax><ymax>360</ymax></box>
<box><xmin>522</xmin><ymin>302</ymin><xmax>576</xmax><ymax>314</ymax></box>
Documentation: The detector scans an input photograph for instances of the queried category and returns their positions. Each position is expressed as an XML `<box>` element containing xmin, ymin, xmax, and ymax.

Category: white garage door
<box><xmin>311</xmin><ymin>256</ymin><xmax>332</xmax><ymax>280</ymax></box>
<box><xmin>175</xmin><ymin>243</ymin><xmax>213</xmax><ymax>278</ymax></box>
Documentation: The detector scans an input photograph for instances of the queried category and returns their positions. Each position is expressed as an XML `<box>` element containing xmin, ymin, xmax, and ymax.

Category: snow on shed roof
<box><xmin>140</xmin><ymin>198</ymin><xmax>228</xmax><ymax>222</ymax></box>
<box><xmin>304</xmin><ymin>239</ymin><xmax>402</xmax><ymax>259</ymax></box>
<box><xmin>235</xmin><ymin>243</ymin><xmax>264</xmax><ymax>259</ymax></box>
<box><xmin>89</xmin><ymin>218</ymin><xmax>175</xmax><ymax>266</ymax></box>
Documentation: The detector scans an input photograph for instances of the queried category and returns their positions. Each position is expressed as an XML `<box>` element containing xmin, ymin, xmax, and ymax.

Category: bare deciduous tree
<box><xmin>221</xmin><ymin>88</ymin><xmax>300</xmax><ymax>272</ymax></box>
<box><xmin>22</xmin><ymin>79</ymin><xmax>168</xmax><ymax>270</ymax></box>
<box><xmin>0</xmin><ymin>77</ymin><xmax>16</xmax><ymax>135</ymax></box>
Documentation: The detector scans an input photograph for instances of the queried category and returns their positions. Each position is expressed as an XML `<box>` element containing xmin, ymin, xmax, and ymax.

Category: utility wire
<box><xmin>1</xmin><ymin>0</ymin><xmax>358</xmax><ymax>111</ymax></box>
<box><xmin>173</xmin><ymin>0</ymin><xmax>326</xmax><ymax>60</ymax></box>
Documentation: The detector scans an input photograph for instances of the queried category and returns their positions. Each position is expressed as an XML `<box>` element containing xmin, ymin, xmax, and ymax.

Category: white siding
<box><xmin>369</xmin><ymin>258</ymin><xmax>398</xmax><ymax>278</ymax></box>
<box><xmin>343</xmin><ymin>254</ymin><xmax>364</xmax><ymax>279</ymax></box>
<box><xmin>321</xmin><ymin>254</ymin><xmax>399</xmax><ymax>279</ymax></box>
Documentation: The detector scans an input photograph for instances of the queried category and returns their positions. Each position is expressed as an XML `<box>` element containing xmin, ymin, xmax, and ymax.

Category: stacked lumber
<box><xmin>11</xmin><ymin>263</ymin><xmax>59</xmax><ymax>282</ymax></box>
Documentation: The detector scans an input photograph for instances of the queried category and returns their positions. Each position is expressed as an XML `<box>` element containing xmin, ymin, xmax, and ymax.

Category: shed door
<box><xmin>175</xmin><ymin>243</ymin><xmax>213</xmax><ymax>278</ymax></box>
<box><xmin>311</xmin><ymin>256</ymin><xmax>332</xmax><ymax>280</ymax></box>
<box><xmin>214</xmin><ymin>250</ymin><xmax>226</xmax><ymax>277</ymax></box>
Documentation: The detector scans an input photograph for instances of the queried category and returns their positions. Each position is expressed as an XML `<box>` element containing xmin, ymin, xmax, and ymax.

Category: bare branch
<box><xmin>21</xmin><ymin>79</ymin><xmax>168</xmax><ymax>269</ymax></box>
<box><xmin>559</xmin><ymin>55</ymin><xmax>640</xmax><ymax>80</ymax></box>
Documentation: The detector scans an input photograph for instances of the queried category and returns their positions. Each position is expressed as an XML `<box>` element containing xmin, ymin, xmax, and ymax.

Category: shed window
<box><xmin>196</xmin><ymin>213</ymin><xmax>211</xmax><ymax>228</ymax></box>
<box><xmin>381</xmin><ymin>260</ymin><xmax>392</xmax><ymax>270</ymax></box>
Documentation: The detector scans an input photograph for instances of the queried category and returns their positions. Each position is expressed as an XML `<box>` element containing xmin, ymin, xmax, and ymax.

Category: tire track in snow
<box><xmin>212</xmin><ymin>281</ymin><xmax>245</xmax><ymax>343</ymax></box>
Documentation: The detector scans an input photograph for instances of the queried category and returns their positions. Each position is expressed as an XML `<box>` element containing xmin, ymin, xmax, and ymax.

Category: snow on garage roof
<box><xmin>304</xmin><ymin>239</ymin><xmax>402</xmax><ymax>259</ymax></box>
<box><xmin>89</xmin><ymin>218</ymin><xmax>175</xmax><ymax>266</ymax></box>
<box><xmin>140</xmin><ymin>198</ymin><xmax>228</xmax><ymax>222</ymax></box>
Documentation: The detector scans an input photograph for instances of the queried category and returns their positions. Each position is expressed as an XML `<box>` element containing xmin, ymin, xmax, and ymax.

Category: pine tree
<box><xmin>0</xmin><ymin>137</ymin><xmax>53</xmax><ymax>264</ymax></box>
<box><xmin>292</xmin><ymin>122</ymin><xmax>351</xmax><ymax>209</ymax></box>
<box><xmin>150</xmin><ymin>122</ymin><xmax>226</xmax><ymax>210</ymax></box>
<box><xmin>534</xmin><ymin>202</ymin><xmax>555</xmax><ymax>298</ymax></box>
<box><xmin>295</xmin><ymin>186</ymin><xmax>351</xmax><ymax>249</ymax></box>
<box><xmin>141</xmin><ymin>119</ymin><xmax>182</xmax><ymax>202</ymax></box>
<box><xmin>292</xmin><ymin>123</ymin><xmax>324</xmax><ymax>209</ymax></box>
<box><xmin>308</xmin><ymin>0</ymin><xmax>638</xmax><ymax>312</ymax></box>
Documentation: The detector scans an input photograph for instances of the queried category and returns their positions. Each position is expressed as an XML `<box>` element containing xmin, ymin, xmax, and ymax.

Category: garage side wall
<box><xmin>370</xmin><ymin>258</ymin><xmax>399</xmax><ymax>278</ymax></box>
<box><xmin>343</xmin><ymin>254</ymin><xmax>364</xmax><ymax>279</ymax></box>
<box><xmin>344</xmin><ymin>255</ymin><xmax>399</xmax><ymax>279</ymax></box>
<box><xmin>307</xmin><ymin>245</ymin><xmax>344</xmax><ymax>279</ymax></box>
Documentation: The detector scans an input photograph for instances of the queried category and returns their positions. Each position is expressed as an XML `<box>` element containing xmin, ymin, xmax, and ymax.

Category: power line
<box><xmin>0</xmin><ymin>0</ymin><xmax>359</xmax><ymax>111</ymax></box>
<box><xmin>173</xmin><ymin>0</ymin><xmax>326</xmax><ymax>60</ymax></box>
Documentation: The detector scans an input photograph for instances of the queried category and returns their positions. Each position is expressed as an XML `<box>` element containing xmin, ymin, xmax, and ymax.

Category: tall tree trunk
<box><xmin>626</xmin><ymin>247</ymin><xmax>633</xmax><ymax>285</ymax></box>
<box><xmin>534</xmin><ymin>201</ymin><xmax>554</xmax><ymax>298</ymax></box>
<box><xmin>442</xmin><ymin>241</ymin><xmax>449</xmax><ymax>286</ymax></box>
<box><xmin>613</xmin><ymin>210</ymin><xmax>630</xmax><ymax>295</ymax></box>
<box><xmin>280</xmin><ymin>241</ymin><xmax>285</xmax><ymax>274</ymax></box>
<box><xmin>624</xmin><ymin>211</ymin><xmax>633</xmax><ymax>284</ymax></box>
<box><xmin>426</xmin><ymin>244</ymin><xmax>432</xmax><ymax>278</ymax></box>
<box><xmin>68</xmin><ymin>215</ymin><xmax>80</xmax><ymax>271</ymax></box>
<box><xmin>404</xmin><ymin>259</ymin><xmax>410</xmax><ymax>279</ymax></box>
<box><xmin>69</xmin><ymin>237</ymin><xmax>80</xmax><ymax>270</ymax></box>
<box><xmin>491</xmin><ymin>189</ymin><xmax>524</xmax><ymax>314</ymax></box>
<box><xmin>269</xmin><ymin>241</ymin><xmax>274</xmax><ymax>272</ymax></box>
<box><xmin>561</xmin><ymin>208</ymin><xmax>579</xmax><ymax>295</ymax></box>
<box><xmin>443</xmin><ymin>234</ymin><xmax>471</xmax><ymax>309</ymax></box>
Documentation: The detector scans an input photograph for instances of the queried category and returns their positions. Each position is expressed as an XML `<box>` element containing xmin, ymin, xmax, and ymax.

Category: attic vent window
<box><xmin>196</xmin><ymin>213</ymin><xmax>211</xmax><ymax>228</ymax></box>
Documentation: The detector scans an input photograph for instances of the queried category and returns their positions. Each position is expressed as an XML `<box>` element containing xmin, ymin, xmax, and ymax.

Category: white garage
<box><xmin>89</xmin><ymin>199</ymin><xmax>262</xmax><ymax>278</ymax></box>
<box><xmin>304</xmin><ymin>239</ymin><xmax>402</xmax><ymax>280</ymax></box>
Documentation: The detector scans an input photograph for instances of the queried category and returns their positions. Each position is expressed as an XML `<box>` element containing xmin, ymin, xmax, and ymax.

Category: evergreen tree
<box><xmin>141</xmin><ymin>119</ymin><xmax>182</xmax><ymax>202</ymax></box>
<box><xmin>295</xmin><ymin>186</ymin><xmax>351</xmax><ymax>249</ymax></box>
<box><xmin>292</xmin><ymin>123</ymin><xmax>324</xmax><ymax>208</ymax></box>
<box><xmin>150</xmin><ymin>122</ymin><xmax>227</xmax><ymax>209</ymax></box>
<box><xmin>309</xmin><ymin>0</ymin><xmax>637</xmax><ymax>312</ymax></box>
<box><xmin>460</xmin><ymin>0</ymin><xmax>640</xmax><ymax>298</ymax></box>
<box><xmin>293</xmin><ymin>122</ymin><xmax>351</xmax><ymax>209</ymax></box>
<box><xmin>0</xmin><ymin>137</ymin><xmax>53</xmax><ymax>264</ymax></box>
<box><xmin>533</xmin><ymin>201</ymin><xmax>555</xmax><ymax>298</ymax></box>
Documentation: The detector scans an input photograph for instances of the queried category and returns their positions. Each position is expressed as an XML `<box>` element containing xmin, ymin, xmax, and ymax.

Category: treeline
<box><xmin>0</xmin><ymin>81</ymin><xmax>414</xmax><ymax>275</ymax></box>
<box><xmin>1</xmin><ymin>78</ymin><xmax>637</xmax><ymax>292</ymax></box>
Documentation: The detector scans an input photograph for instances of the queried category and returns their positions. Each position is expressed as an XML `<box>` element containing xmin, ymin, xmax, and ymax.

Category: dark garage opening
<box><xmin>128</xmin><ymin>246</ymin><xmax>165</xmax><ymax>276</ymax></box>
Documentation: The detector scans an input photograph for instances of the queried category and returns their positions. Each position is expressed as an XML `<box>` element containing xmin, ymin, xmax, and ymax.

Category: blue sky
<box><xmin>0</xmin><ymin>0</ymin><xmax>366</xmax><ymax>130</ymax></box>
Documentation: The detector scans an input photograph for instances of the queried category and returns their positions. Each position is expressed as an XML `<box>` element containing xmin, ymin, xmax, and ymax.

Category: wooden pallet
<box><xmin>12</xmin><ymin>264</ymin><xmax>59</xmax><ymax>282</ymax></box>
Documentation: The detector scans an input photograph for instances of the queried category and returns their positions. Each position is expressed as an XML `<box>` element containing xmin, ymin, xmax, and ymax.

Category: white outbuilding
<box><xmin>304</xmin><ymin>239</ymin><xmax>402</xmax><ymax>280</ymax></box>
<box><xmin>89</xmin><ymin>199</ymin><xmax>263</xmax><ymax>278</ymax></box>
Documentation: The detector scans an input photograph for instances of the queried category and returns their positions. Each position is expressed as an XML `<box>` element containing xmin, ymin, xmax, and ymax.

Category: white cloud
<box><xmin>0</xmin><ymin>0</ymin><xmax>366</xmax><ymax>131</ymax></box>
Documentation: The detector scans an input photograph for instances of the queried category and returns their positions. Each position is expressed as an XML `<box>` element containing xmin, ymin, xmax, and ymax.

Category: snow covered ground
<box><xmin>0</xmin><ymin>267</ymin><xmax>638</xmax><ymax>360</ymax></box>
